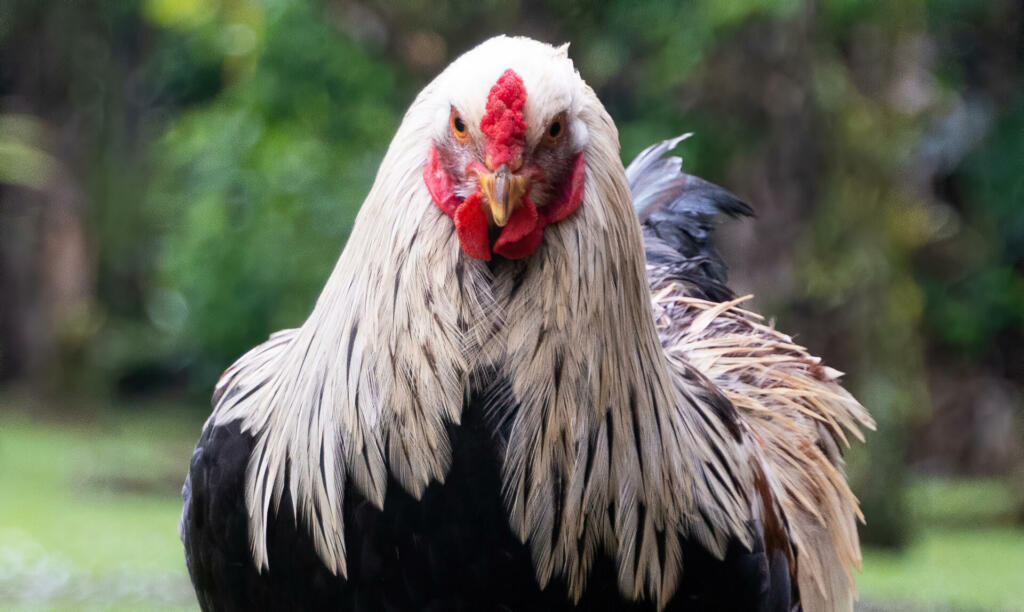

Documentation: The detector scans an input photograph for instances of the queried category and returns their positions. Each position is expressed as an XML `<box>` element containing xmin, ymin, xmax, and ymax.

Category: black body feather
<box><xmin>182</xmin><ymin>399</ymin><xmax>791</xmax><ymax>611</ymax></box>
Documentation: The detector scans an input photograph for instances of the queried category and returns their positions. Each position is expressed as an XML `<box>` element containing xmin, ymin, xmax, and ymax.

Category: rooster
<box><xmin>180</xmin><ymin>36</ymin><xmax>872</xmax><ymax>611</ymax></box>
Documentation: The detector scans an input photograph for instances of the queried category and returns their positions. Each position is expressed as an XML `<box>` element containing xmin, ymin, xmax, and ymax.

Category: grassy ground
<box><xmin>1</xmin><ymin>400</ymin><xmax>1022</xmax><ymax>611</ymax></box>
<box><xmin>0</xmin><ymin>401</ymin><xmax>200</xmax><ymax>611</ymax></box>
<box><xmin>860</xmin><ymin>528</ymin><xmax>1024</xmax><ymax>611</ymax></box>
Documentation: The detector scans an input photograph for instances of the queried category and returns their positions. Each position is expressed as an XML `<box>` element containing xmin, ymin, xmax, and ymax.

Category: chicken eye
<box><xmin>450</xmin><ymin>110</ymin><xmax>469</xmax><ymax>141</ymax></box>
<box><xmin>543</xmin><ymin>112</ymin><xmax>568</xmax><ymax>145</ymax></box>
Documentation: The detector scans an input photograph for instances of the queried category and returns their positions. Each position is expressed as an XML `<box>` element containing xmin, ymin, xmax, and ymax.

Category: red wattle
<box><xmin>493</xmin><ymin>196</ymin><xmax>539</xmax><ymax>250</ymax></box>
<box><xmin>424</xmin><ymin>144</ymin><xmax>459</xmax><ymax>218</ymax></box>
<box><xmin>494</xmin><ymin>221</ymin><xmax>545</xmax><ymax>260</ymax></box>
<box><xmin>493</xmin><ymin>195</ymin><xmax>542</xmax><ymax>259</ymax></box>
<box><xmin>541</xmin><ymin>152</ymin><xmax>586</xmax><ymax>224</ymax></box>
<box><xmin>453</xmin><ymin>192</ymin><xmax>491</xmax><ymax>260</ymax></box>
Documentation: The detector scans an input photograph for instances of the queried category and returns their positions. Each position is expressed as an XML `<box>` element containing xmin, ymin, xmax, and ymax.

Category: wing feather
<box><xmin>633</xmin><ymin>136</ymin><xmax>873</xmax><ymax>612</ymax></box>
<box><xmin>627</xmin><ymin>134</ymin><xmax>753</xmax><ymax>301</ymax></box>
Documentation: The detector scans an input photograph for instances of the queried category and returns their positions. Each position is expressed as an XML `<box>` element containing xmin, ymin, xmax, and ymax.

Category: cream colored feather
<box><xmin>650</xmin><ymin>288</ymin><xmax>874</xmax><ymax>611</ymax></box>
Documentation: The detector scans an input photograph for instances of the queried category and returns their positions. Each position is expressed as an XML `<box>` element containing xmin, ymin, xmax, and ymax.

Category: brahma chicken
<box><xmin>181</xmin><ymin>35</ymin><xmax>872</xmax><ymax>611</ymax></box>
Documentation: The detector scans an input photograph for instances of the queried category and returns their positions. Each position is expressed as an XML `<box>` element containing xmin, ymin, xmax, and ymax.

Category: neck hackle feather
<box><xmin>206</xmin><ymin>35</ymin><xmax>872</xmax><ymax>612</ymax></box>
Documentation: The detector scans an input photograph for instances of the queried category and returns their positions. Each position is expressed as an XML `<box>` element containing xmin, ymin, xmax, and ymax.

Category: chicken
<box><xmin>180</xmin><ymin>35</ymin><xmax>872</xmax><ymax>611</ymax></box>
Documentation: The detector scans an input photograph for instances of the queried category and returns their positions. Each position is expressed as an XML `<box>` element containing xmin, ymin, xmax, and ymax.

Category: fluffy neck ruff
<box><xmin>211</xmin><ymin>43</ymin><xmax>754</xmax><ymax>609</ymax></box>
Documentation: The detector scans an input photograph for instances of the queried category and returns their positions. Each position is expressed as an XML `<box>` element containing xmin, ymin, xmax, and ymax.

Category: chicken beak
<box><xmin>478</xmin><ymin>165</ymin><xmax>528</xmax><ymax>227</ymax></box>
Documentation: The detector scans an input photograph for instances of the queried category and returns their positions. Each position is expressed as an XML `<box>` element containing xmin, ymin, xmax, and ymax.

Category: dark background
<box><xmin>1</xmin><ymin>0</ymin><xmax>1022</xmax><ymax>609</ymax></box>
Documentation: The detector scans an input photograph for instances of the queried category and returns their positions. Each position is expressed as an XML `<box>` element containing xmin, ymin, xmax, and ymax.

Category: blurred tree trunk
<box><xmin>0</xmin><ymin>184</ymin><xmax>46</xmax><ymax>382</ymax></box>
<box><xmin>0</xmin><ymin>1</ymin><xmax>134</xmax><ymax>391</ymax></box>
<box><xmin>0</xmin><ymin>170</ymin><xmax>91</xmax><ymax>386</ymax></box>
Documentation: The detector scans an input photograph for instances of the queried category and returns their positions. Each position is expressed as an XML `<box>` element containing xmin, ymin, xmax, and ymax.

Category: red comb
<box><xmin>480</xmin><ymin>69</ymin><xmax>527</xmax><ymax>169</ymax></box>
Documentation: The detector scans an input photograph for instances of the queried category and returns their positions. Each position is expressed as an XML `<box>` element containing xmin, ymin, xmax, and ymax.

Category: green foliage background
<box><xmin>1</xmin><ymin>0</ymin><xmax>1022</xmax><ymax>599</ymax></box>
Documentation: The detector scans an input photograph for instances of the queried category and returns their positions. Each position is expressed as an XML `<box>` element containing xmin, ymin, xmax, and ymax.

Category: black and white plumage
<box><xmin>181</xmin><ymin>36</ymin><xmax>871</xmax><ymax>612</ymax></box>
